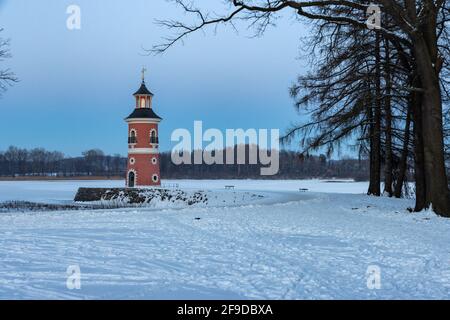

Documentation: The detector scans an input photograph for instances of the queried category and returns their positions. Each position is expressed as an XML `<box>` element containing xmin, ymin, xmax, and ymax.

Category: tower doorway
<box><xmin>128</xmin><ymin>171</ymin><xmax>135</xmax><ymax>187</ymax></box>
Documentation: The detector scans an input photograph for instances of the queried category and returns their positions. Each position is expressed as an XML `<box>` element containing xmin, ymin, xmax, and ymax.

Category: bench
<box><xmin>162</xmin><ymin>183</ymin><xmax>180</xmax><ymax>189</ymax></box>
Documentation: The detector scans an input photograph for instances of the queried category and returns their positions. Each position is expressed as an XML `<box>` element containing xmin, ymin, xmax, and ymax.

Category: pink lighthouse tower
<box><xmin>125</xmin><ymin>68</ymin><xmax>162</xmax><ymax>187</ymax></box>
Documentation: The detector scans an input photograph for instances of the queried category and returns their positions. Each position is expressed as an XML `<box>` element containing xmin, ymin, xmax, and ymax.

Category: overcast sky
<box><xmin>0</xmin><ymin>0</ymin><xmax>311</xmax><ymax>156</ymax></box>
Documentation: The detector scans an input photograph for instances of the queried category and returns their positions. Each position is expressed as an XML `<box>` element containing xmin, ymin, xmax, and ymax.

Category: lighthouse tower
<box><xmin>125</xmin><ymin>68</ymin><xmax>162</xmax><ymax>187</ymax></box>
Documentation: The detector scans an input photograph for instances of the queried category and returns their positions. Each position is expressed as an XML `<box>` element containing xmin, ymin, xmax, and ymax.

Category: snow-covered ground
<box><xmin>1</xmin><ymin>179</ymin><xmax>450</xmax><ymax>299</ymax></box>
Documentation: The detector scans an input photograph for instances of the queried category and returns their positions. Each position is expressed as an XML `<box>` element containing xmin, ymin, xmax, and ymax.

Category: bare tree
<box><xmin>82</xmin><ymin>149</ymin><xmax>105</xmax><ymax>176</ymax></box>
<box><xmin>154</xmin><ymin>0</ymin><xmax>450</xmax><ymax>217</ymax></box>
<box><xmin>0</xmin><ymin>28</ymin><xmax>17</xmax><ymax>97</ymax></box>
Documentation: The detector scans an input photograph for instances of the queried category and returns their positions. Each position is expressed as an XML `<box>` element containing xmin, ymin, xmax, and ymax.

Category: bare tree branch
<box><xmin>151</xmin><ymin>0</ymin><xmax>413</xmax><ymax>54</ymax></box>
<box><xmin>0</xmin><ymin>28</ymin><xmax>18</xmax><ymax>97</ymax></box>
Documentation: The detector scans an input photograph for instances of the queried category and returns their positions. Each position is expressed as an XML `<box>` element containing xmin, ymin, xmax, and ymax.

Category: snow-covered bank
<box><xmin>74</xmin><ymin>187</ymin><xmax>271</xmax><ymax>209</ymax></box>
<box><xmin>0</xmin><ymin>180</ymin><xmax>450</xmax><ymax>299</ymax></box>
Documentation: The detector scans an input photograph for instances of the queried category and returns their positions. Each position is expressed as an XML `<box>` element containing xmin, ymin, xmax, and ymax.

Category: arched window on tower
<box><xmin>150</xmin><ymin>130</ymin><xmax>158</xmax><ymax>145</ymax></box>
<box><xmin>140</xmin><ymin>98</ymin><xmax>146</xmax><ymax>108</ymax></box>
<box><xmin>129</xmin><ymin>129</ymin><xmax>137</xmax><ymax>144</ymax></box>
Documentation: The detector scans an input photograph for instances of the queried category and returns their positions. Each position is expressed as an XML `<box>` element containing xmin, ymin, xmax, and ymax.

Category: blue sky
<box><xmin>0</xmin><ymin>0</ymin><xmax>309</xmax><ymax>156</ymax></box>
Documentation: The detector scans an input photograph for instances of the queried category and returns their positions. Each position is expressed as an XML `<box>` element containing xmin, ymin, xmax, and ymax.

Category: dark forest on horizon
<box><xmin>0</xmin><ymin>145</ymin><xmax>371</xmax><ymax>181</ymax></box>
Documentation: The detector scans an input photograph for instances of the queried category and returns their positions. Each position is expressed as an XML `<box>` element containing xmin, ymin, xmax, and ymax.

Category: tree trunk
<box><xmin>383</xmin><ymin>39</ymin><xmax>393</xmax><ymax>196</ymax></box>
<box><xmin>411</xmin><ymin>87</ymin><xmax>427</xmax><ymax>211</ymax></box>
<box><xmin>412</xmin><ymin>30</ymin><xmax>450</xmax><ymax>216</ymax></box>
<box><xmin>394</xmin><ymin>103</ymin><xmax>411</xmax><ymax>198</ymax></box>
<box><xmin>368</xmin><ymin>32</ymin><xmax>382</xmax><ymax>196</ymax></box>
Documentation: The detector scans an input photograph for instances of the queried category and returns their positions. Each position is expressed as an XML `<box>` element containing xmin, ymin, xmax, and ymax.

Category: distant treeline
<box><xmin>0</xmin><ymin>147</ymin><xmax>125</xmax><ymax>178</ymax></box>
<box><xmin>0</xmin><ymin>145</ymin><xmax>370</xmax><ymax>180</ymax></box>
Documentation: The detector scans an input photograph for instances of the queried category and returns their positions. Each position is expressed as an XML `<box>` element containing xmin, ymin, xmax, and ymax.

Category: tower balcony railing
<box><xmin>150</xmin><ymin>137</ymin><xmax>159</xmax><ymax>144</ymax></box>
<box><xmin>128</xmin><ymin>137</ymin><xmax>137</xmax><ymax>144</ymax></box>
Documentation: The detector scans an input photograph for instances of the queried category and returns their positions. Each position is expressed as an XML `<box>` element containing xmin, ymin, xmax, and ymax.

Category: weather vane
<box><xmin>141</xmin><ymin>67</ymin><xmax>147</xmax><ymax>82</ymax></box>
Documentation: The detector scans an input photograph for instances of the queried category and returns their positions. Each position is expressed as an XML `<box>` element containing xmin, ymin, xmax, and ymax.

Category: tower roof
<box><xmin>133</xmin><ymin>81</ymin><xmax>154</xmax><ymax>96</ymax></box>
<box><xmin>125</xmin><ymin>107</ymin><xmax>162</xmax><ymax>120</ymax></box>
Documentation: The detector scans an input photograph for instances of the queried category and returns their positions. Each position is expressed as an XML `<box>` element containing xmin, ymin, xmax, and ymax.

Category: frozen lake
<box><xmin>0</xmin><ymin>179</ymin><xmax>369</xmax><ymax>204</ymax></box>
